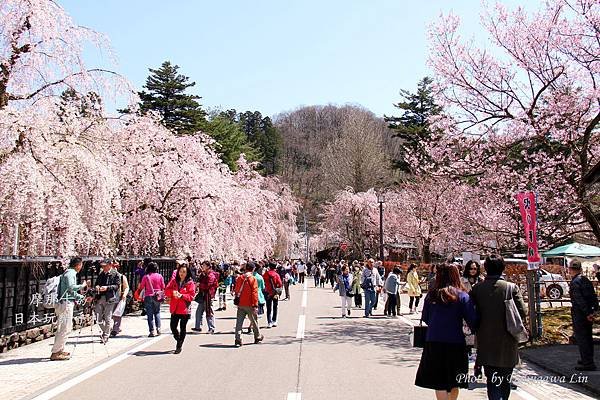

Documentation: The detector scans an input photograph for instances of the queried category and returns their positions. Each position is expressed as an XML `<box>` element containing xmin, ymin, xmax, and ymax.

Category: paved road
<box><xmin>22</xmin><ymin>281</ymin><xmax>598</xmax><ymax>400</ymax></box>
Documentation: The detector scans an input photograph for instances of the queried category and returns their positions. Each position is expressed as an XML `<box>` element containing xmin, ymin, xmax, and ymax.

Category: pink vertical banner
<box><xmin>515</xmin><ymin>192</ymin><xmax>541</xmax><ymax>269</ymax></box>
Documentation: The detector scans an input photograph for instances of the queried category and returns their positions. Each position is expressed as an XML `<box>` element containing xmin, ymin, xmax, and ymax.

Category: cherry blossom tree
<box><xmin>0</xmin><ymin>0</ymin><xmax>300</xmax><ymax>258</ymax></box>
<box><xmin>425</xmin><ymin>0</ymin><xmax>600</xmax><ymax>245</ymax></box>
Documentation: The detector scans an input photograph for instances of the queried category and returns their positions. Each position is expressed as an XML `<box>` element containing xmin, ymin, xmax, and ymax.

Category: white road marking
<box><xmin>286</xmin><ymin>392</ymin><xmax>302</xmax><ymax>400</ymax></box>
<box><xmin>296</xmin><ymin>315</ymin><xmax>306</xmax><ymax>339</ymax></box>
<box><xmin>30</xmin><ymin>336</ymin><xmax>164</xmax><ymax>400</ymax></box>
<box><xmin>301</xmin><ymin>286</ymin><xmax>307</xmax><ymax>308</ymax></box>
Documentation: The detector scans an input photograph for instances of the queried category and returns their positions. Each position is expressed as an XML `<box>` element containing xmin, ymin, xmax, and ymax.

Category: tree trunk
<box><xmin>422</xmin><ymin>239</ymin><xmax>432</xmax><ymax>264</ymax></box>
<box><xmin>158</xmin><ymin>227</ymin><xmax>166</xmax><ymax>256</ymax></box>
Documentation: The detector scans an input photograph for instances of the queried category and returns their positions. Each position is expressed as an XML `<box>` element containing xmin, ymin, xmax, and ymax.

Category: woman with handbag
<box><xmin>335</xmin><ymin>265</ymin><xmax>354</xmax><ymax>318</ymax></box>
<box><xmin>165</xmin><ymin>263</ymin><xmax>195</xmax><ymax>353</ymax></box>
<box><xmin>415</xmin><ymin>264</ymin><xmax>477</xmax><ymax>400</ymax></box>
<box><xmin>139</xmin><ymin>262</ymin><xmax>165</xmax><ymax>337</ymax></box>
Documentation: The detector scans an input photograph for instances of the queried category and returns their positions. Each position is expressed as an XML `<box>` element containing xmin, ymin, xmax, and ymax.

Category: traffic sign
<box><xmin>339</xmin><ymin>242</ymin><xmax>348</xmax><ymax>251</ymax></box>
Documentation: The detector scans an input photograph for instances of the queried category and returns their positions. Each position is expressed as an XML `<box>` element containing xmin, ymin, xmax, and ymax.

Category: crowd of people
<box><xmin>47</xmin><ymin>253</ymin><xmax>599</xmax><ymax>400</ymax></box>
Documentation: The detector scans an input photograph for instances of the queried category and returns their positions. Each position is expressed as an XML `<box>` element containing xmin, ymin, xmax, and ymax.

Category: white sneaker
<box><xmin>272</xmin><ymin>322</ymin><xmax>278</xmax><ymax>327</ymax></box>
<box><xmin>267</xmin><ymin>322</ymin><xmax>272</xmax><ymax>328</ymax></box>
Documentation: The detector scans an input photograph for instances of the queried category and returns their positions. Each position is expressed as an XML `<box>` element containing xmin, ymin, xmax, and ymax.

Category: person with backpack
<box><xmin>50</xmin><ymin>257</ymin><xmax>89</xmax><ymax>361</ymax></box>
<box><xmin>568</xmin><ymin>260</ymin><xmax>599</xmax><ymax>371</ymax></box>
<box><xmin>165</xmin><ymin>263</ymin><xmax>196</xmax><ymax>354</ymax></box>
<box><xmin>139</xmin><ymin>262</ymin><xmax>165</xmax><ymax>337</ymax></box>
<box><xmin>234</xmin><ymin>263</ymin><xmax>263</xmax><ymax>347</ymax></box>
<box><xmin>111</xmin><ymin>260</ymin><xmax>129</xmax><ymax>337</ymax></box>
<box><xmin>93</xmin><ymin>259</ymin><xmax>121</xmax><ymax>343</ymax></box>
<box><xmin>263</xmin><ymin>262</ymin><xmax>283</xmax><ymax>328</ymax></box>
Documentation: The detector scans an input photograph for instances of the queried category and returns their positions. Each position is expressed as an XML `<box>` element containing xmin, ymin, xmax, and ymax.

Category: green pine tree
<box><xmin>205</xmin><ymin>114</ymin><xmax>259</xmax><ymax>171</ymax></box>
<box><xmin>385</xmin><ymin>77</ymin><xmax>442</xmax><ymax>173</ymax></box>
<box><xmin>137</xmin><ymin>61</ymin><xmax>207</xmax><ymax>135</ymax></box>
<box><xmin>238</xmin><ymin>111</ymin><xmax>283</xmax><ymax>175</ymax></box>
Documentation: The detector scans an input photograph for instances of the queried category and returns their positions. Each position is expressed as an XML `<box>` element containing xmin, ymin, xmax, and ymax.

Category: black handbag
<box><xmin>413</xmin><ymin>321</ymin><xmax>428</xmax><ymax>348</ymax></box>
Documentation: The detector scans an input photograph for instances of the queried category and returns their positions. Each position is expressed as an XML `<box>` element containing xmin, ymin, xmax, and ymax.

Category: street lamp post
<box><xmin>377</xmin><ymin>193</ymin><xmax>385</xmax><ymax>261</ymax></box>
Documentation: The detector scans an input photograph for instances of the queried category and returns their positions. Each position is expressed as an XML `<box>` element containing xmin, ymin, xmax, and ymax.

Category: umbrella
<box><xmin>542</xmin><ymin>242</ymin><xmax>600</xmax><ymax>258</ymax></box>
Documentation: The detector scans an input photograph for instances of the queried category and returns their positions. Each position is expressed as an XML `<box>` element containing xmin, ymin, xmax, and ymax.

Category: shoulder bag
<box><xmin>505</xmin><ymin>282</ymin><xmax>528</xmax><ymax>343</ymax></box>
<box><xmin>234</xmin><ymin>277</ymin><xmax>248</xmax><ymax>306</ymax></box>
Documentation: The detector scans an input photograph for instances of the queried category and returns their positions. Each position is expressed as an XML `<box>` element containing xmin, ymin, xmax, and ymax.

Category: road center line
<box><xmin>301</xmin><ymin>285</ymin><xmax>307</xmax><ymax>308</ymax></box>
<box><xmin>30</xmin><ymin>336</ymin><xmax>164</xmax><ymax>400</ymax></box>
<box><xmin>296</xmin><ymin>315</ymin><xmax>306</xmax><ymax>339</ymax></box>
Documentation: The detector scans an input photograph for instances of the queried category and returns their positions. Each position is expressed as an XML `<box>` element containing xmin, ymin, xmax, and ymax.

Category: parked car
<box><xmin>537</xmin><ymin>268</ymin><xmax>570</xmax><ymax>300</ymax></box>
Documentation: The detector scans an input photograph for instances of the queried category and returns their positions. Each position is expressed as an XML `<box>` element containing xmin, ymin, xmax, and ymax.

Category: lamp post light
<box><xmin>377</xmin><ymin>193</ymin><xmax>385</xmax><ymax>262</ymax></box>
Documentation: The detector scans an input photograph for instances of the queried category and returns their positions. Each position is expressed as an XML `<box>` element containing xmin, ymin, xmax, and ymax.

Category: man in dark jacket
<box><xmin>94</xmin><ymin>259</ymin><xmax>121</xmax><ymax>343</ymax></box>
<box><xmin>569</xmin><ymin>260</ymin><xmax>599</xmax><ymax>371</ymax></box>
<box><xmin>470</xmin><ymin>255</ymin><xmax>527</xmax><ymax>400</ymax></box>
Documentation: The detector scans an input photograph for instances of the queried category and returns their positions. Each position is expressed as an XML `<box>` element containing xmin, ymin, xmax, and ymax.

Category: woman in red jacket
<box><xmin>165</xmin><ymin>263</ymin><xmax>196</xmax><ymax>354</ymax></box>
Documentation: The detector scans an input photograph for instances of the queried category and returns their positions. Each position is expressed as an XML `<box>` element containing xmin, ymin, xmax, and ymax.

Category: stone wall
<box><xmin>0</xmin><ymin>313</ymin><xmax>94</xmax><ymax>353</ymax></box>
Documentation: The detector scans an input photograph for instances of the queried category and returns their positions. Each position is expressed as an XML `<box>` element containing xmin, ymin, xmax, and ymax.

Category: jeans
<box><xmin>51</xmin><ymin>301</ymin><xmax>74</xmax><ymax>354</ymax></box>
<box><xmin>235</xmin><ymin>306</ymin><xmax>260</xmax><ymax>341</ymax></box>
<box><xmin>314</xmin><ymin>275</ymin><xmax>320</xmax><ymax>287</ymax></box>
<box><xmin>341</xmin><ymin>296</ymin><xmax>352</xmax><ymax>316</ymax></box>
<box><xmin>320</xmin><ymin>276</ymin><xmax>325</xmax><ymax>287</ymax></box>
<box><xmin>573</xmin><ymin>315</ymin><xmax>595</xmax><ymax>367</ymax></box>
<box><xmin>386</xmin><ymin>292</ymin><xmax>397</xmax><ymax>316</ymax></box>
<box><xmin>484</xmin><ymin>366</ymin><xmax>513</xmax><ymax>400</ymax></box>
<box><xmin>266</xmin><ymin>296</ymin><xmax>279</xmax><ymax>324</ymax></box>
<box><xmin>170</xmin><ymin>314</ymin><xmax>190</xmax><ymax>347</ymax></box>
<box><xmin>364</xmin><ymin>290</ymin><xmax>376</xmax><ymax>316</ymax></box>
<box><xmin>194</xmin><ymin>294</ymin><xmax>215</xmax><ymax>331</ymax></box>
<box><xmin>144</xmin><ymin>296</ymin><xmax>161</xmax><ymax>333</ymax></box>
<box><xmin>284</xmin><ymin>281</ymin><xmax>290</xmax><ymax>299</ymax></box>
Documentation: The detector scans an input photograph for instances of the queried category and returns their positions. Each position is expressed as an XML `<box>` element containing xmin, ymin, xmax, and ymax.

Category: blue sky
<box><xmin>60</xmin><ymin>0</ymin><xmax>530</xmax><ymax>119</ymax></box>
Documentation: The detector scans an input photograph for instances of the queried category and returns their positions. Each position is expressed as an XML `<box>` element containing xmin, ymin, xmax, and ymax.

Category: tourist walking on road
<box><xmin>50</xmin><ymin>257</ymin><xmax>89</xmax><ymax>361</ymax></box>
<box><xmin>313</xmin><ymin>263</ymin><xmax>321</xmax><ymax>287</ymax></box>
<box><xmin>297</xmin><ymin>259</ymin><xmax>306</xmax><ymax>284</ymax></box>
<box><xmin>110</xmin><ymin>260</ymin><xmax>129</xmax><ymax>337</ymax></box>
<box><xmin>415</xmin><ymin>264</ymin><xmax>477</xmax><ymax>400</ymax></box>
<box><xmin>335</xmin><ymin>265</ymin><xmax>354</xmax><ymax>318</ymax></box>
<box><xmin>470</xmin><ymin>255</ymin><xmax>527</xmax><ymax>400</ymax></box>
<box><xmin>385</xmin><ymin>267</ymin><xmax>402</xmax><ymax>317</ymax></box>
<box><xmin>193</xmin><ymin>261</ymin><xmax>218</xmax><ymax>334</ymax></box>
<box><xmin>250</xmin><ymin>263</ymin><xmax>266</xmax><ymax>331</ymax></box>
<box><xmin>165</xmin><ymin>263</ymin><xmax>195</xmax><ymax>353</ymax></box>
<box><xmin>352</xmin><ymin>263</ymin><xmax>363</xmax><ymax>308</ymax></box>
<box><xmin>361</xmin><ymin>259</ymin><xmax>383</xmax><ymax>317</ymax></box>
<box><xmin>568</xmin><ymin>260</ymin><xmax>599</xmax><ymax>371</ymax></box>
<box><xmin>234</xmin><ymin>263</ymin><xmax>263</xmax><ymax>347</ymax></box>
<box><xmin>93</xmin><ymin>259</ymin><xmax>121</xmax><ymax>343</ymax></box>
<box><xmin>264</xmin><ymin>262</ymin><xmax>283</xmax><ymax>328</ymax></box>
<box><xmin>407</xmin><ymin>263</ymin><xmax>422</xmax><ymax>314</ymax></box>
<box><xmin>139</xmin><ymin>262</ymin><xmax>165</xmax><ymax>337</ymax></box>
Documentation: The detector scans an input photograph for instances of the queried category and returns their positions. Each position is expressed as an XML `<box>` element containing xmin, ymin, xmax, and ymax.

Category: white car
<box><xmin>537</xmin><ymin>268</ymin><xmax>570</xmax><ymax>300</ymax></box>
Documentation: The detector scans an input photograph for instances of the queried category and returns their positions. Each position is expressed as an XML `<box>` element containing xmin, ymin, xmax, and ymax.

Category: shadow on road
<box><xmin>133</xmin><ymin>350</ymin><xmax>173</xmax><ymax>356</ymax></box>
<box><xmin>306</xmin><ymin>316</ymin><xmax>422</xmax><ymax>368</ymax></box>
<box><xmin>0</xmin><ymin>357</ymin><xmax>48</xmax><ymax>366</ymax></box>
